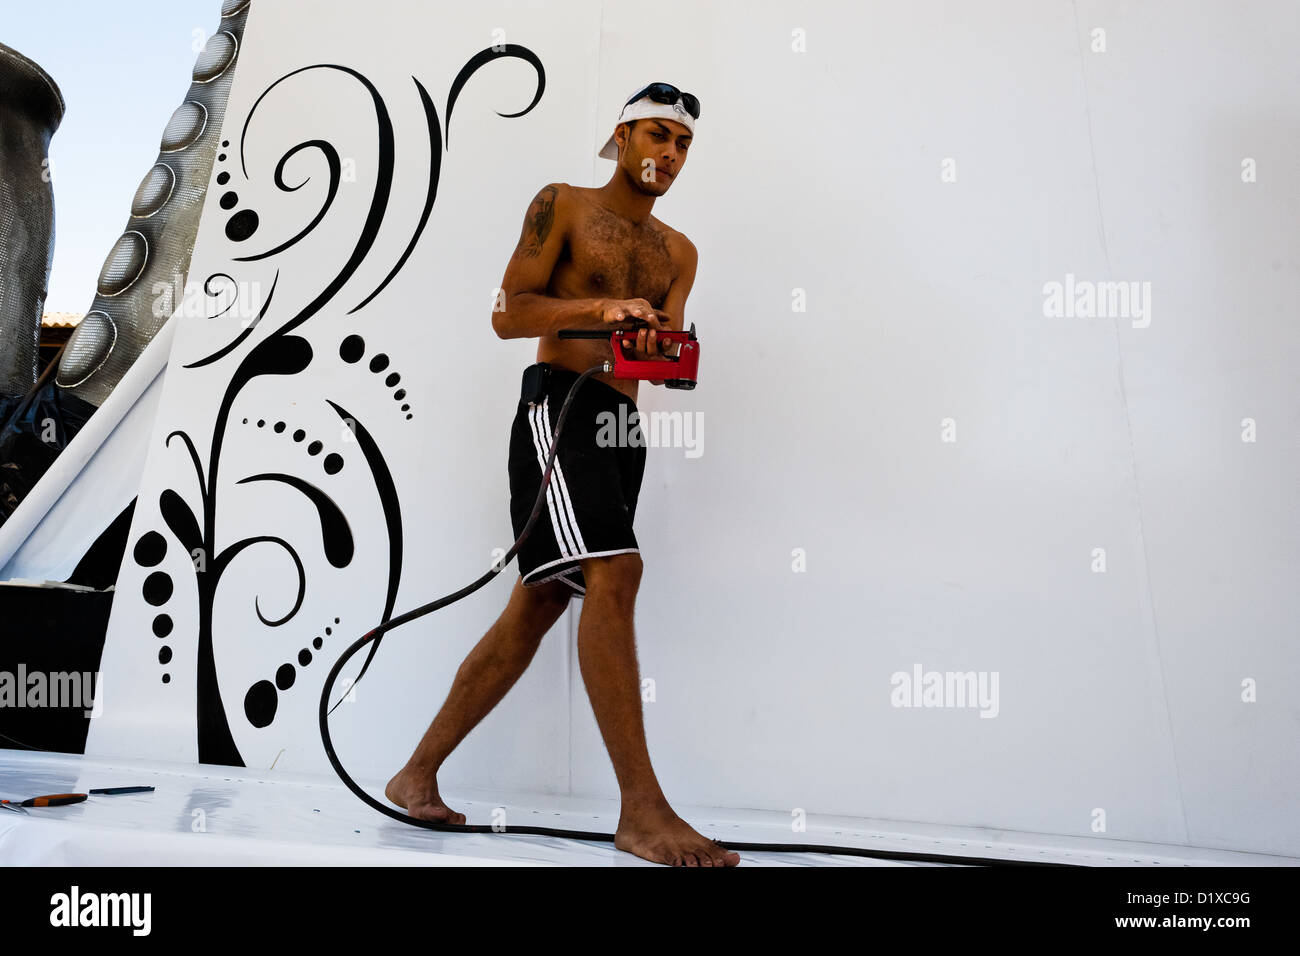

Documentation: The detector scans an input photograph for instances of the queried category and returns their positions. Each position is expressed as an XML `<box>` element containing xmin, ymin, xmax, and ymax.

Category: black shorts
<box><xmin>508</xmin><ymin>362</ymin><xmax>646</xmax><ymax>595</ymax></box>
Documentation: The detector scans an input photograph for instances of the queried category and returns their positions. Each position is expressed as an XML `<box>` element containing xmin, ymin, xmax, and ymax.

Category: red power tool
<box><xmin>558</xmin><ymin>320</ymin><xmax>700</xmax><ymax>389</ymax></box>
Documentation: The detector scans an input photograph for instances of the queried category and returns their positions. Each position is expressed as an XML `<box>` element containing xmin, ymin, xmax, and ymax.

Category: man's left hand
<box><xmin>620</xmin><ymin>321</ymin><xmax>679</xmax><ymax>385</ymax></box>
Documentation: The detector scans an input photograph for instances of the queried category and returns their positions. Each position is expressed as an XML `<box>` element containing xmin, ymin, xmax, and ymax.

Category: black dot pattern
<box><xmin>242</xmin><ymin>616</ymin><xmax>340</xmax><ymax>728</ymax></box>
<box><xmin>214</xmin><ymin>148</ymin><xmax>258</xmax><ymax>241</ymax></box>
<box><xmin>337</xmin><ymin>334</ymin><xmax>415</xmax><ymax>421</ymax></box>
<box><xmin>243</xmin><ymin>413</ymin><xmax>345</xmax><ymax>476</ymax></box>
<box><xmin>134</xmin><ymin>531</ymin><xmax>175</xmax><ymax>684</ymax></box>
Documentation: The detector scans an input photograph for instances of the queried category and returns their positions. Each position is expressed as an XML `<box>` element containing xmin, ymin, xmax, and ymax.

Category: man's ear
<box><xmin>616</xmin><ymin>120</ymin><xmax>634</xmax><ymax>156</ymax></box>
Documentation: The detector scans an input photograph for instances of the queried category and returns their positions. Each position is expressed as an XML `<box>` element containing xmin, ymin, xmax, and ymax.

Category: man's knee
<box><xmin>581</xmin><ymin>552</ymin><xmax>643</xmax><ymax>597</ymax></box>
<box><xmin>518</xmin><ymin>578</ymin><xmax>573</xmax><ymax>615</ymax></box>
<box><xmin>506</xmin><ymin>578</ymin><xmax>571</xmax><ymax>639</ymax></box>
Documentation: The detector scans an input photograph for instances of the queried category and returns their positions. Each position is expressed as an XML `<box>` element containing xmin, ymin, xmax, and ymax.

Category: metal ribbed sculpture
<box><xmin>0</xmin><ymin>0</ymin><xmax>251</xmax><ymax>526</ymax></box>
<box><xmin>0</xmin><ymin>42</ymin><xmax>64</xmax><ymax>411</ymax></box>
<box><xmin>58</xmin><ymin>0</ymin><xmax>252</xmax><ymax>405</ymax></box>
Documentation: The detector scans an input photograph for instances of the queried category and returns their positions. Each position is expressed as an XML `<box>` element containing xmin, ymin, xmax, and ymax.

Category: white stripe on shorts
<box><xmin>528</xmin><ymin>399</ymin><xmax>587</xmax><ymax>556</ymax></box>
<box><xmin>539</xmin><ymin>396</ymin><xmax>588</xmax><ymax>553</ymax></box>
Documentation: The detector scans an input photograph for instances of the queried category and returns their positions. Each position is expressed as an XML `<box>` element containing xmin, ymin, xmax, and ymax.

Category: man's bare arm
<box><xmin>645</xmin><ymin>235</ymin><xmax>698</xmax><ymax>384</ymax></box>
<box><xmin>657</xmin><ymin>234</ymin><xmax>697</xmax><ymax>334</ymax></box>
<box><xmin>492</xmin><ymin>183</ymin><xmax>606</xmax><ymax>338</ymax></box>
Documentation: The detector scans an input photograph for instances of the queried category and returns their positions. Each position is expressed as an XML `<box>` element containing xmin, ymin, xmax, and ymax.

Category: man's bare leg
<box><xmin>385</xmin><ymin>574</ymin><xmax>572</xmax><ymax>822</ymax></box>
<box><xmin>578</xmin><ymin>553</ymin><xmax>740</xmax><ymax>867</ymax></box>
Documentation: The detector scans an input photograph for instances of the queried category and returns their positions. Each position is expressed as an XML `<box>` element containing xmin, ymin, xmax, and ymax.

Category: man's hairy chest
<box><xmin>560</xmin><ymin>203</ymin><xmax>676</xmax><ymax>307</ymax></box>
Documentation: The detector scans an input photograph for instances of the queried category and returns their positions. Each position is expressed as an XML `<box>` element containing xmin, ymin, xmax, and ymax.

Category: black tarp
<box><xmin>0</xmin><ymin>378</ymin><xmax>97</xmax><ymax>527</ymax></box>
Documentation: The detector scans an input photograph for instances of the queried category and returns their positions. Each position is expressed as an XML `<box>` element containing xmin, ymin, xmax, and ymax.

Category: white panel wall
<box><xmin>84</xmin><ymin>0</ymin><xmax>1299</xmax><ymax>857</ymax></box>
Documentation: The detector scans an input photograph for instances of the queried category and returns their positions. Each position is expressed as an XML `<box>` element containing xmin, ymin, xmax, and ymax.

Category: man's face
<box><xmin>618</xmin><ymin>118</ymin><xmax>692</xmax><ymax>195</ymax></box>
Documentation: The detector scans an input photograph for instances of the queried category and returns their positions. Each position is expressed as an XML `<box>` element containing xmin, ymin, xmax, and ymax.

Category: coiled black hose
<box><xmin>318</xmin><ymin>363</ymin><xmax>1072</xmax><ymax>867</ymax></box>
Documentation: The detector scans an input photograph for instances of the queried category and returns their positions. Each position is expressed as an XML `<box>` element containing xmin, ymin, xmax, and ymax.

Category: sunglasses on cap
<box><xmin>625</xmin><ymin>82</ymin><xmax>701</xmax><ymax>120</ymax></box>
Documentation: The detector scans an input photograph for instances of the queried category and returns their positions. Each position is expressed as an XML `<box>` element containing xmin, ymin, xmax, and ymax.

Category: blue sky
<box><xmin>4</xmin><ymin>0</ymin><xmax>220</xmax><ymax>311</ymax></box>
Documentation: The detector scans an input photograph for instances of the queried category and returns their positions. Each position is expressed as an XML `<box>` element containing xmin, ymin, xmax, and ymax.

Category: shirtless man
<box><xmin>386</xmin><ymin>83</ymin><xmax>738</xmax><ymax>867</ymax></box>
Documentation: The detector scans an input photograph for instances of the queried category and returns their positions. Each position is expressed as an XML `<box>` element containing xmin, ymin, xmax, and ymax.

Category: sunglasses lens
<box><xmin>626</xmin><ymin>83</ymin><xmax>700</xmax><ymax>119</ymax></box>
<box><xmin>646</xmin><ymin>83</ymin><xmax>679</xmax><ymax>103</ymax></box>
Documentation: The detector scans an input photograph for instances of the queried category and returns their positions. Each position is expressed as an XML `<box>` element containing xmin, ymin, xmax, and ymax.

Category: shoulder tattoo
<box><xmin>521</xmin><ymin>185</ymin><xmax>559</xmax><ymax>258</ymax></box>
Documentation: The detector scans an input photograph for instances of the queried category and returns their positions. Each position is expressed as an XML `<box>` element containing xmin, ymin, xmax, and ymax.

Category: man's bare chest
<box><xmin>561</xmin><ymin>205</ymin><xmax>675</xmax><ymax>305</ymax></box>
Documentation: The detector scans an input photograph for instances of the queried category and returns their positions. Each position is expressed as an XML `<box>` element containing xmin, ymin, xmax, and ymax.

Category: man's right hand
<box><xmin>600</xmin><ymin>298</ymin><xmax>666</xmax><ymax>330</ymax></box>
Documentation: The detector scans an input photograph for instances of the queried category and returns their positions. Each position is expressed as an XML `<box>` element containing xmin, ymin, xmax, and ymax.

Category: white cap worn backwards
<box><xmin>598</xmin><ymin>84</ymin><xmax>697</xmax><ymax>161</ymax></box>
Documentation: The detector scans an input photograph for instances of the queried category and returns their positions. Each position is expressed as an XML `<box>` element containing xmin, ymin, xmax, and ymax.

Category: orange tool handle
<box><xmin>21</xmin><ymin>793</ymin><xmax>87</xmax><ymax>807</ymax></box>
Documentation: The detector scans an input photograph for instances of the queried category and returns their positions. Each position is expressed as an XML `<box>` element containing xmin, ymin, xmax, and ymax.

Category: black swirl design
<box><xmin>235</xmin><ymin>473</ymin><xmax>354</xmax><ymax>567</ymax></box>
<box><xmin>183</xmin><ymin>270</ymin><xmax>280</xmax><ymax>369</ymax></box>
<box><xmin>127</xmin><ymin>47</ymin><xmax>546</xmax><ymax>765</ymax></box>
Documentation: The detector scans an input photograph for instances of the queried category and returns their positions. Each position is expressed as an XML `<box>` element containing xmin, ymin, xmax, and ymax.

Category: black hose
<box><xmin>318</xmin><ymin>364</ymin><xmax>1075</xmax><ymax>867</ymax></box>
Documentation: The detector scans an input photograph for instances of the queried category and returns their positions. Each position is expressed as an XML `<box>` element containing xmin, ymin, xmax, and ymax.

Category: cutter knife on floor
<box><xmin>1</xmin><ymin>792</ymin><xmax>88</xmax><ymax>813</ymax></box>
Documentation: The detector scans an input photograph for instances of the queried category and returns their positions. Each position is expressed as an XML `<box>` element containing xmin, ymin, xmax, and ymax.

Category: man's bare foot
<box><xmin>615</xmin><ymin>799</ymin><xmax>740</xmax><ymax>866</ymax></box>
<box><xmin>384</xmin><ymin>764</ymin><xmax>467</xmax><ymax>825</ymax></box>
